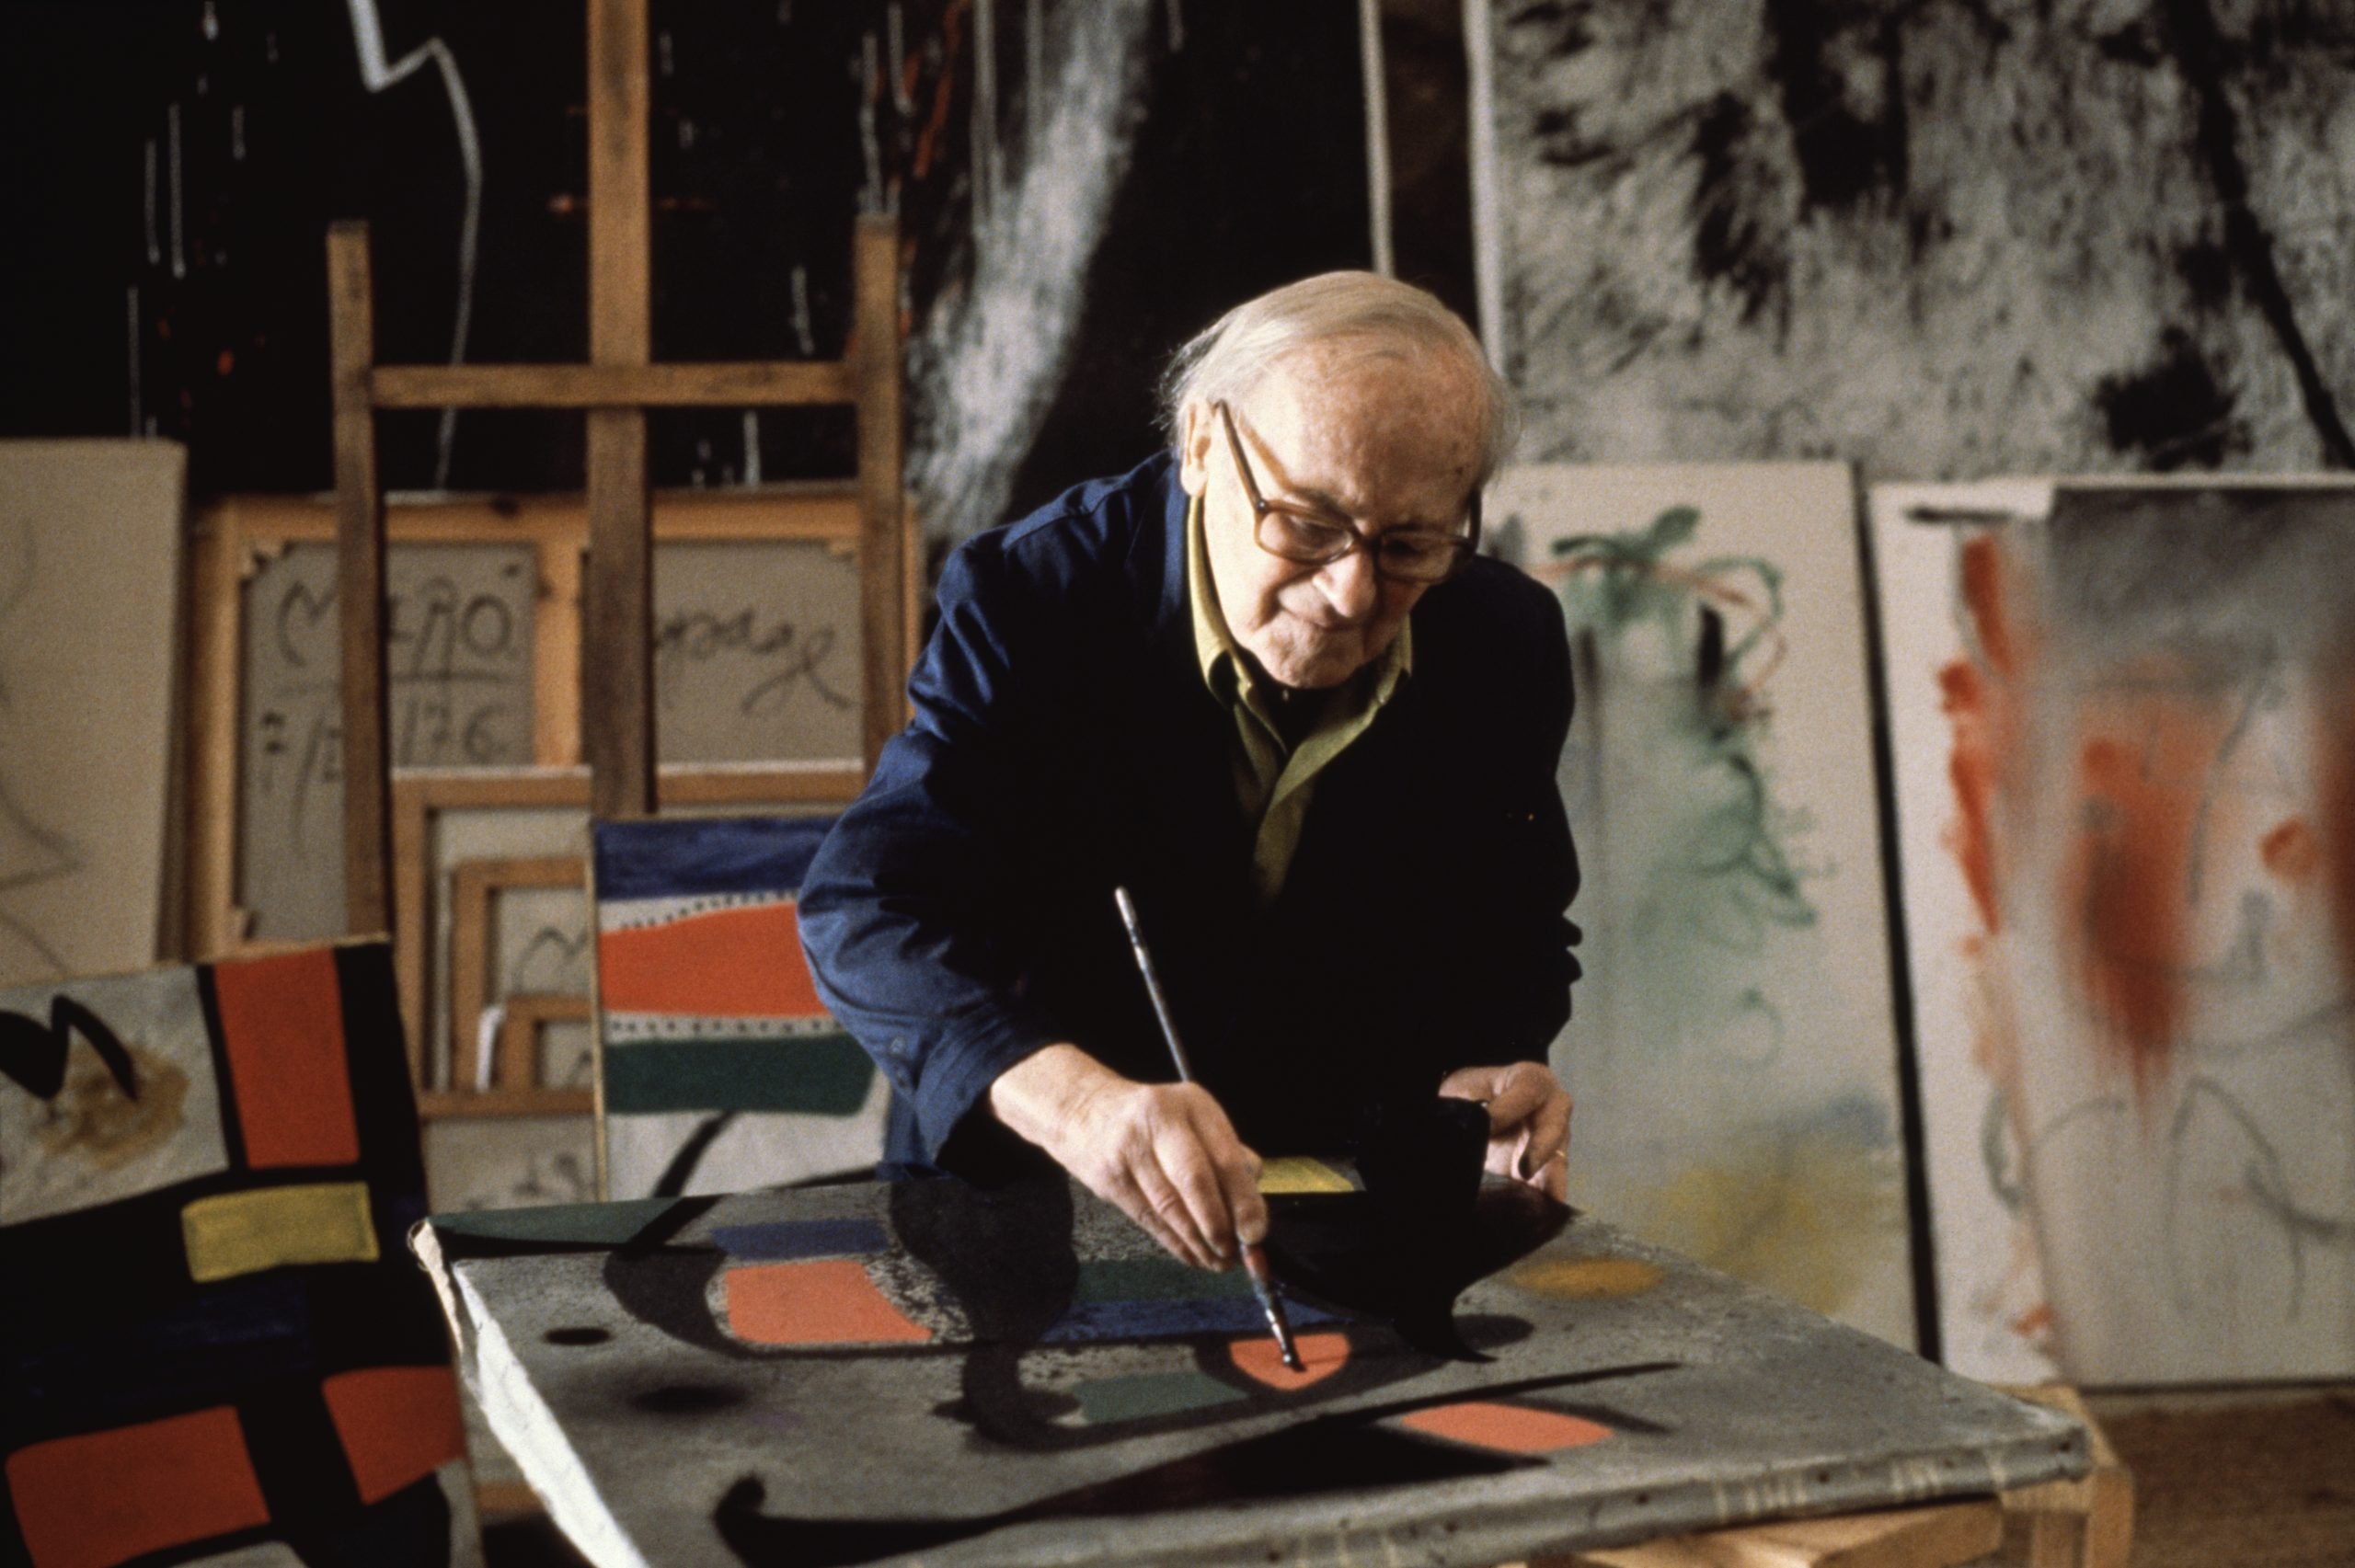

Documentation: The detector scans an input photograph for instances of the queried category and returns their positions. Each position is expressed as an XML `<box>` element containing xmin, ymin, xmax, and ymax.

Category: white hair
<box><xmin>1159</xmin><ymin>271</ymin><xmax>1519</xmax><ymax>486</ymax></box>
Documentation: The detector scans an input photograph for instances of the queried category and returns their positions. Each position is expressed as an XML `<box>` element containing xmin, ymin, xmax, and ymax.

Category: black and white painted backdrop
<box><xmin>3</xmin><ymin>0</ymin><xmax>1375</xmax><ymax>541</ymax></box>
<box><xmin>1476</xmin><ymin>0</ymin><xmax>2355</xmax><ymax>475</ymax></box>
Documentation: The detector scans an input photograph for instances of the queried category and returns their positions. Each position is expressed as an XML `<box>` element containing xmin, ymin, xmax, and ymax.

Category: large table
<box><xmin>412</xmin><ymin>1171</ymin><xmax>2086</xmax><ymax>1566</ymax></box>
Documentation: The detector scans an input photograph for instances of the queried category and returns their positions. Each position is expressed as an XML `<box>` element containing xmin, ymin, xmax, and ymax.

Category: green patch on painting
<box><xmin>429</xmin><ymin>1196</ymin><xmax>682</xmax><ymax>1245</ymax></box>
<box><xmin>1072</xmin><ymin>1258</ymin><xmax>1255</xmax><ymax>1304</ymax></box>
<box><xmin>602</xmin><ymin>1032</ymin><xmax>875</xmax><ymax>1115</ymax></box>
<box><xmin>1554</xmin><ymin>501</ymin><xmax>1821</xmax><ymax>1039</ymax></box>
<box><xmin>1074</xmin><ymin>1370</ymin><xmax>1248</xmax><ymax>1425</ymax></box>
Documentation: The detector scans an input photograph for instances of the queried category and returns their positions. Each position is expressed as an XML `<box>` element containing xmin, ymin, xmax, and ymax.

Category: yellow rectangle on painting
<box><xmin>181</xmin><ymin>1183</ymin><xmax>381</xmax><ymax>1283</ymax></box>
<box><xmin>1257</xmin><ymin>1157</ymin><xmax>1354</xmax><ymax>1195</ymax></box>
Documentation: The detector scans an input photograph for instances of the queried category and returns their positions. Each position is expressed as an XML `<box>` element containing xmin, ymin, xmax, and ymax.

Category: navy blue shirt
<box><xmin>798</xmin><ymin>453</ymin><xmax>1580</xmax><ymax>1176</ymax></box>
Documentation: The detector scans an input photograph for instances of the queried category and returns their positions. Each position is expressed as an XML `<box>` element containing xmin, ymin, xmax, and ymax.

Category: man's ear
<box><xmin>1177</xmin><ymin>401</ymin><xmax>1213</xmax><ymax>498</ymax></box>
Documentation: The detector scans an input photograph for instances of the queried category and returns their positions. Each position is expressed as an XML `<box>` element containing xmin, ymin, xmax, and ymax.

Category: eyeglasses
<box><xmin>1216</xmin><ymin>400</ymin><xmax>1479</xmax><ymax>585</ymax></box>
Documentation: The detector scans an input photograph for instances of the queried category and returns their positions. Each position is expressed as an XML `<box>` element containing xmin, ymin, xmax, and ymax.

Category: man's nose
<box><xmin>1316</xmin><ymin>547</ymin><xmax>1379</xmax><ymax>620</ymax></box>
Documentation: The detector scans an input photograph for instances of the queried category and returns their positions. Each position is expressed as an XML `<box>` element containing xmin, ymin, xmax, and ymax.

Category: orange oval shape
<box><xmin>1230</xmin><ymin>1330</ymin><xmax>1350</xmax><ymax>1390</ymax></box>
<box><xmin>1396</xmin><ymin>1401</ymin><xmax>1612</xmax><ymax>1454</ymax></box>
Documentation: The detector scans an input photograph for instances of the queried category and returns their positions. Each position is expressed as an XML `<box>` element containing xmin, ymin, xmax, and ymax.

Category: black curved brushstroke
<box><xmin>1761</xmin><ymin>0</ymin><xmax>1903</xmax><ymax>212</ymax></box>
<box><xmin>889</xmin><ymin>1170</ymin><xmax>1079</xmax><ymax>1448</ymax></box>
<box><xmin>598</xmin><ymin>1196</ymin><xmax>741</xmax><ymax>1358</ymax></box>
<box><xmin>1688</xmin><ymin>92</ymin><xmax>1789</xmax><ymax>327</ymax></box>
<box><xmin>2093</xmin><ymin>328</ymin><xmax>2245</xmax><ymax>469</ymax></box>
<box><xmin>1267</xmin><ymin>1099</ymin><xmax>1571</xmax><ymax>1362</ymax></box>
<box><xmin>1266</xmin><ymin>1183</ymin><xmax>1570</xmax><ymax>1362</ymax></box>
<box><xmin>0</xmin><ymin>994</ymin><xmax>138</xmax><ymax>1100</ymax></box>
<box><xmin>653</xmin><ymin>1111</ymin><xmax>740</xmax><ymax>1197</ymax></box>
<box><xmin>711</xmin><ymin>1360</ymin><xmax>1682</xmax><ymax>1568</ymax></box>
<box><xmin>2158</xmin><ymin>0</ymin><xmax>2355</xmax><ymax>465</ymax></box>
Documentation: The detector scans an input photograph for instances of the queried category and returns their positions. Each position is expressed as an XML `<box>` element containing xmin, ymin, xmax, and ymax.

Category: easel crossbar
<box><xmin>371</xmin><ymin>361</ymin><xmax>859</xmax><ymax>410</ymax></box>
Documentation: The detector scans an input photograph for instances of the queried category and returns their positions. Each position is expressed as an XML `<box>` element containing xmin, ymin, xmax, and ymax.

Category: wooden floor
<box><xmin>477</xmin><ymin>1385</ymin><xmax>2355</xmax><ymax>1567</ymax></box>
<box><xmin>2082</xmin><ymin>1384</ymin><xmax>2355</xmax><ymax>1568</ymax></box>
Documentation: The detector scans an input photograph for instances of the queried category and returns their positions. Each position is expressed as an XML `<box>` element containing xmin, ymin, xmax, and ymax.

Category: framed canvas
<box><xmin>447</xmin><ymin>857</ymin><xmax>592</xmax><ymax>1093</ymax></box>
<box><xmin>186</xmin><ymin>486</ymin><xmax>905</xmax><ymax>956</ymax></box>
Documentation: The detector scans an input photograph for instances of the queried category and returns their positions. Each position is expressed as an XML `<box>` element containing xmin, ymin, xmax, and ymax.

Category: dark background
<box><xmin>0</xmin><ymin>0</ymin><xmax>1465</xmax><ymax>521</ymax></box>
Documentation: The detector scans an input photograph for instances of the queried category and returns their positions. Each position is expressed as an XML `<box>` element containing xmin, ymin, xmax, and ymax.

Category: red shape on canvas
<box><xmin>2261</xmin><ymin>819</ymin><xmax>2321</xmax><ymax>883</ymax></box>
<box><xmin>2065</xmin><ymin>687</ymin><xmax>2226</xmax><ymax>1099</ymax></box>
<box><xmin>213</xmin><ymin>947</ymin><xmax>360</xmax><ymax>1168</ymax></box>
<box><xmin>6</xmin><ymin>1406</ymin><xmax>270</xmax><ymax>1568</ymax></box>
<box><xmin>1940</xmin><ymin>533</ymin><xmax>2037</xmax><ymax>939</ymax></box>
<box><xmin>598</xmin><ymin>902</ymin><xmax>822</xmax><ymax>1018</ymax></box>
<box><xmin>1230</xmin><ymin>1330</ymin><xmax>1350</xmax><ymax>1390</ymax></box>
<box><xmin>725</xmin><ymin>1259</ymin><xmax>933</xmax><ymax>1345</ymax></box>
<box><xmin>1396</xmin><ymin>1401</ymin><xmax>1613</xmax><ymax>1454</ymax></box>
<box><xmin>321</xmin><ymin>1365</ymin><xmax>466</xmax><ymax>1505</ymax></box>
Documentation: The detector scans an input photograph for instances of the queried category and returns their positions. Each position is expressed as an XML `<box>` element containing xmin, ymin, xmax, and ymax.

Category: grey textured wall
<box><xmin>1482</xmin><ymin>1</ymin><xmax>2355</xmax><ymax>477</ymax></box>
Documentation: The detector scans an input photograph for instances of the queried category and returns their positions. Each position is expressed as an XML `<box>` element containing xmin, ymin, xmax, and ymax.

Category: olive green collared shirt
<box><xmin>1187</xmin><ymin>494</ymin><xmax>1410</xmax><ymax>906</ymax></box>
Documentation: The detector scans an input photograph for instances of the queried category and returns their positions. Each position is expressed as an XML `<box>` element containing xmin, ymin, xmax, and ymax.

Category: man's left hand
<box><xmin>1438</xmin><ymin>1061</ymin><xmax>1571</xmax><ymax>1202</ymax></box>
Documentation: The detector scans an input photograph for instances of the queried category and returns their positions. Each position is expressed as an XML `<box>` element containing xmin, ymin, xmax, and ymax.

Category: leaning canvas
<box><xmin>1490</xmin><ymin>463</ymin><xmax>1917</xmax><ymax>1349</ymax></box>
<box><xmin>0</xmin><ymin>941</ymin><xmax>481</xmax><ymax>1567</ymax></box>
<box><xmin>592</xmin><ymin>815</ymin><xmax>887</xmax><ymax>1199</ymax></box>
<box><xmin>0</xmin><ymin>440</ymin><xmax>186</xmax><ymax>987</ymax></box>
<box><xmin>1873</xmin><ymin>480</ymin><xmax>2355</xmax><ymax>1383</ymax></box>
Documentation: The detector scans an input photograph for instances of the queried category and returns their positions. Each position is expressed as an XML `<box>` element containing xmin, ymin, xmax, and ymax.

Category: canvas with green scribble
<box><xmin>1491</xmin><ymin>464</ymin><xmax>1916</xmax><ymax>1348</ymax></box>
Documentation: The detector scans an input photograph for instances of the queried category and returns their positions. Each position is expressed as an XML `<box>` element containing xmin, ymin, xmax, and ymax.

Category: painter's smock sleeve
<box><xmin>795</xmin><ymin>533</ymin><xmax>1074</xmax><ymax>1167</ymax></box>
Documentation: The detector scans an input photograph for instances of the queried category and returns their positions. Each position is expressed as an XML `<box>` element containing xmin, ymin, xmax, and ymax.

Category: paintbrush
<box><xmin>1112</xmin><ymin>885</ymin><xmax>1304</xmax><ymax>1371</ymax></box>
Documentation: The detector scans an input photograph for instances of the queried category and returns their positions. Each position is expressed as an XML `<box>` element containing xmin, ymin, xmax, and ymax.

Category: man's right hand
<box><xmin>988</xmin><ymin>1043</ymin><xmax>1268</xmax><ymax>1270</ymax></box>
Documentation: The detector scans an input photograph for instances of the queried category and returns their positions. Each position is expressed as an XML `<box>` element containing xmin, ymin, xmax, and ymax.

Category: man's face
<box><xmin>1178</xmin><ymin>343</ymin><xmax>1483</xmax><ymax>691</ymax></box>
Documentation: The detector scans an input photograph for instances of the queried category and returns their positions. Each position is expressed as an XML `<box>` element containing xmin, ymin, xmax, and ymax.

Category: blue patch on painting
<box><xmin>592</xmin><ymin>816</ymin><xmax>840</xmax><ymax>901</ymax></box>
<box><xmin>712</xmin><ymin>1218</ymin><xmax>891</xmax><ymax>1261</ymax></box>
<box><xmin>1041</xmin><ymin>1297</ymin><xmax>1345</xmax><ymax>1343</ymax></box>
<box><xmin>1070</xmin><ymin>1256</ymin><xmax>1254</xmax><ymax>1303</ymax></box>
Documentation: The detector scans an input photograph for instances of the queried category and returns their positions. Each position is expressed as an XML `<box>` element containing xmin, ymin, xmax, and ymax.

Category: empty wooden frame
<box><xmin>447</xmin><ymin>856</ymin><xmax>590</xmax><ymax>1095</ymax></box>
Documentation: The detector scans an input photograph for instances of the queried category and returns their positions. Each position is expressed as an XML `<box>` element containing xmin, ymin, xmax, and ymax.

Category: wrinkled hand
<box><xmin>989</xmin><ymin>1043</ymin><xmax>1268</xmax><ymax>1269</ymax></box>
<box><xmin>1438</xmin><ymin>1060</ymin><xmax>1572</xmax><ymax>1202</ymax></box>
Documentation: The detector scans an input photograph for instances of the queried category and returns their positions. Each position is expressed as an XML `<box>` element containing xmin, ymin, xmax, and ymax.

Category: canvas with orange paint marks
<box><xmin>1875</xmin><ymin>482</ymin><xmax>2355</xmax><ymax>1383</ymax></box>
<box><xmin>1</xmin><ymin>942</ymin><xmax>482</xmax><ymax>1566</ymax></box>
<box><xmin>590</xmin><ymin>815</ymin><xmax>887</xmax><ymax>1201</ymax></box>
<box><xmin>1492</xmin><ymin>463</ymin><xmax>1918</xmax><ymax>1350</ymax></box>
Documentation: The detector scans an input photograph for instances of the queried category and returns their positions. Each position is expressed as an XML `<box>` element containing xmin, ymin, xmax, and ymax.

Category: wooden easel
<box><xmin>324</xmin><ymin>0</ymin><xmax>905</xmax><ymax>937</ymax></box>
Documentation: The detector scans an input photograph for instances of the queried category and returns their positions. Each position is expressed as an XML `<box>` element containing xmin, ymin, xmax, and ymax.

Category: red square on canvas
<box><xmin>597</xmin><ymin>901</ymin><xmax>823</xmax><ymax>1017</ymax></box>
<box><xmin>320</xmin><ymin>1366</ymin><xmax>466</xmax><ymax>1505</ymax></box>
<box><xmin>213</xmin><ymin>947</ymin><xmax>360</xmax><ymax>1168</ymax></box>
<box><xmin>725</xmin><ymin>1259</ymin><xmax>933</xmax><ymax>1345</ymax></box>
<box><xmin>6</xmin><ymin>1406</ymin><xmax>270</xmax><ymax>1568</ymax></box>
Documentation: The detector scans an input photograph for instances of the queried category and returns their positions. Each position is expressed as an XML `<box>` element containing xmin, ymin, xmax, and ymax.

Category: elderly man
<box><xmin>798</xmin><ymin>272</ymin><xmax>1579</xmax><ymax>1271</ymax></box>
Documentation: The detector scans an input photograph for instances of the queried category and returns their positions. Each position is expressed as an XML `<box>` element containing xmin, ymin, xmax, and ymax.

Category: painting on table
<box><xmin>0</xmin><ymin>941</ymin><xmax>480</xmax><ymax>1567</ymax></box>
<box><xmin>591</xmin><ymin>815</ymin><xmax>885</xmax><ymax>1199</ymax></box>
<box><xmin>1873</xmin><ymin>480</ymin><xmax>2355</xmax><ymax>1383</ymax></box>
<box><xmin>413</xmin><ymin>1172</ymin><xmax>2086</xmax><ymax>1568</ymax></box>
<box><xmin>1489</xmin><ymin>463</ymin><xmax>1918</xmax><ymax>1349</ymax></box>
